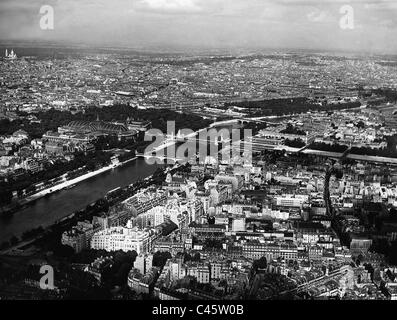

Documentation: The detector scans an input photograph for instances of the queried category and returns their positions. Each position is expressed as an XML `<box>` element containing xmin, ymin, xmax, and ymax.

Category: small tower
<box><xmin>5</xmin><ymin>49</ymin><xmax>8</xmax><ymax>57</ymax></box>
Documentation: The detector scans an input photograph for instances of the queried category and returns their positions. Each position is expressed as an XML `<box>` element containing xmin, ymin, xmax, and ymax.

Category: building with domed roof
<box><xmin>58</xmin><ymin>120</ymin><xmax>138</xmax><ymax>141</ymax></box>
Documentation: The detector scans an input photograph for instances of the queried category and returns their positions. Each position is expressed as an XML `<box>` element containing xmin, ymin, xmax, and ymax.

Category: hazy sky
<box><xmin>0</xmin><ymin>0</ymin><xmax>396</xmax><ymax>53</ymax></box>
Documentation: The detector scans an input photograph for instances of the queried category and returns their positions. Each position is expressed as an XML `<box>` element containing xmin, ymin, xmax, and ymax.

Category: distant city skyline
<box><xmin>0</xmin><ymin>0</ymin><xmax>396</xmax><ymax>55</ymax></box>
<box><xmin>2</xmin><ymin>2</ymin><xmax>397</xmax><ymax>303</ymax></box>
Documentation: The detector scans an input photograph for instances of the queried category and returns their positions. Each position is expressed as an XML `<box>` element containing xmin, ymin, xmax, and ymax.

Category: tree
<box><xmin>284</xmin><ymin>139</ymin><xmax>305</xmax><ymax>148</ymax></box>
<box><xmin>192</xmin><ymin>252</ymin><xmax>201</xmax><ymax>261</ymax></box>
<box><xmin>280</xmin><ymin>123</ymin><xmax>306</xmax><ymax>136</ymax></box>
<box><xmin>184</xmin><ymin>253</ymin><xmax>192</xmax><ymax>263</ymax></box>
<box><xmin>356</xmin><ymin>120</ymin><xmax>365</xmax><ymax>129</ymax></box>
<box><xmin>153</xmin><ymin>251</ymin><xmax>172</xmax><ymax>268</ymax></box>
<box><xmin>253</xmin><ymin>256</ymin><xmax>267</xmax><ymax>271</ymax></box>
<box><xmin>204</xmin><ymin>239</ymin><xmax>222</xmax><ymax>249</ymax></box>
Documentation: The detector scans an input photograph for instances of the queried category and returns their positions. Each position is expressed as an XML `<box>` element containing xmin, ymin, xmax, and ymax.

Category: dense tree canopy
<box><xmin>1</xmin><ymin>105</ymin><xmax>212</xmax><ymax>139</ymax></box>
<box><xmin>225</xmin><ymin>97</ymin><xmax>361</xmax><ymax>117</ymax></box>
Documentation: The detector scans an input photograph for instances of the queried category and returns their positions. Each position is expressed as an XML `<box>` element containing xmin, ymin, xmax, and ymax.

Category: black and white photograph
<box><xmin>0</xmin><ymin>0</ymin><xmax>397</xmax><ymax>308</ymax></box>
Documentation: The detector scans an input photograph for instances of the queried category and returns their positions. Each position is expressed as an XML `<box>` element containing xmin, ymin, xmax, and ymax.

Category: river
<box><xmin>0</xmin><ymin>159</ymin><xmax>160</xmax><ymax>243</ymax></box>
<box><xmin>0</xmin><ymin>123</ymin><xmax>243</xmax><ymax>244</ymax></box>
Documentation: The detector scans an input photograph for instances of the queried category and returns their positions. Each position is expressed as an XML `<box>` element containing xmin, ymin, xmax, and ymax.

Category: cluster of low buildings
<box><xmin>3</xmin><ymin>50</ymin><xmax>397</xmax><ymax>300</ymax></box>
<box><xmin>2</xmin><ymin>50</ymin><xmax>397</xmax><ymax>120</ymax></box>
<box><xmin>250</xmin><ymin>106</ymin><xmax>397</xmax><ymax>154</ymax></box>
<box><xmin>57</xmin><ymin>137</ymin><xmax>397</xmax><ymax>299</ymax></box>
<box><xmin>0</xmin><ymin>118</ymin><xmax>145</xmax><ymax>201</ymax></box>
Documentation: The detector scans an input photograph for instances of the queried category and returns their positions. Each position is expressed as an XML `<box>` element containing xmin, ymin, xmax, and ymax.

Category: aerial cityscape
<box><xmin>1</xmin><ymin>0</ymin><xmax>397</xmax><ymax>305</ymax></box>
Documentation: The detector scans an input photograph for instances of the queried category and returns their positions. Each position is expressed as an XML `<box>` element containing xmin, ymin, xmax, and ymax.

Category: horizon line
<box><xmin>0</xmin><ymin>39</ymin><xmax>396</xmax><ymax>58</ymax></box>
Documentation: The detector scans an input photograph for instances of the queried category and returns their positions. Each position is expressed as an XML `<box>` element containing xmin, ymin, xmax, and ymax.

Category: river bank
<box><xmin>0</xmin><ymin>161</ymin><xmax>182</xmax><ymax>255</ymax></box>
<box><xmin>1</xmin><ymin>157</ymin><xmax>138</xmax><ymax>215</ymax></box>
<box><xmin>0</xmin><ymin>157</ymin><xmax>157</xmax><ymax>244</ymax></box>
<box><xmin>0</xmin><ymin>122</ymin><xmax>236</xmax><ymax>244</ymax></box>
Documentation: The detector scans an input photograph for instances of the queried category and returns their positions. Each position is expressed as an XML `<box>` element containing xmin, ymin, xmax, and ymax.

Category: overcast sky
<box><xmin>0</xmin><ymin>0</ymin><xmax>396</xmax><ymax>54</ymax></box>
